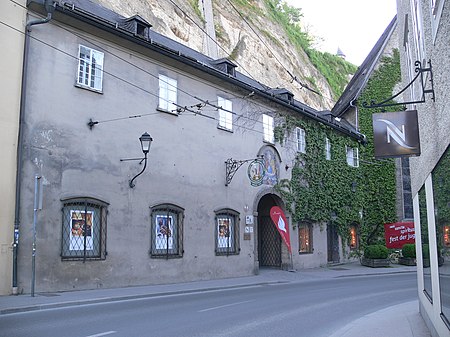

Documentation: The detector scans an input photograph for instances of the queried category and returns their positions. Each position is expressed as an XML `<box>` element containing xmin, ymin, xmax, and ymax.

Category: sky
<box><xmin>285</xmin><ymin>0</ymin><xmax>397</xmax><ymax>65</ymax></box>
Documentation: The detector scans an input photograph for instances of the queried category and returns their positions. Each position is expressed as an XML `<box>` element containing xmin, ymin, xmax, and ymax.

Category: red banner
<box><xmin>270</xmin><ymin>206</ymin><xmax>291</xmax><ymax>253</ymax></box>
<box><xmin>384</xmin><ymin>222</ymin><xmax>415</xmax><ymax>249</ymax></box>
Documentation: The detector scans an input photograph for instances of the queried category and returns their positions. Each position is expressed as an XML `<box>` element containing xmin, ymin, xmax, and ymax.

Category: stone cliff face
<box><xmin>95</xmin><ymin>0</ymin><xmax>337</xmax><ymax>110</ymax></box>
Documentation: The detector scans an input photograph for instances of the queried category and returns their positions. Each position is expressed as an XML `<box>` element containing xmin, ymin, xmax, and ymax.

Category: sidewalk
<box><xmin>0</xmin><ymin>262</ymin><xmax>430</xmax><ymax>336</ymax></box>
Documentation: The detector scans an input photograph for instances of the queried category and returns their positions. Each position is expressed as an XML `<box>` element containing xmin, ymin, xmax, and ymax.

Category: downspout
<box><xmin>350</xmin><ymin>99</ymin><xmax>359</xmax><ymax>132</ymax></box>
<box><xmin>12</xmin><ymin>1</ymin><xmax>54</xmax><ymax>295</ymax></box>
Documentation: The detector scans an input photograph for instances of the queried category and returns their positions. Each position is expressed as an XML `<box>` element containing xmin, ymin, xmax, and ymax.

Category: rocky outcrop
<box><xmin>95</xmin><ymin>0</ymin><xmax>338</xmax><ymax>110</ymax></box>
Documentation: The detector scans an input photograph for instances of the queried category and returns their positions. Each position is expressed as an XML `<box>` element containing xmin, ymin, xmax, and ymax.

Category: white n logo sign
<box><xmin>378</xmin><ymin>119</ymin><xmax>416</xmax><ymax>149</ymax></box>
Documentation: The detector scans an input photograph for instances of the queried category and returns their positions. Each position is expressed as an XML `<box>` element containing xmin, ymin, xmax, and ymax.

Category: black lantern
<box><xmin>129</xmin><ymin>132</ymin><xmax>153</xmax><ymax>188</ymax></box>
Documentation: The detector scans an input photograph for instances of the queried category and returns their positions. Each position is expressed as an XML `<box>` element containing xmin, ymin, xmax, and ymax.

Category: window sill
<box><xmin>75</xmin><ymin>83</ymin><xmax>103</xmax><ymax>94</ymax></box>
<box><xmin>298</xmin><ymin>251</ymin><xmax>313</xmax><ymax>255</ymax></box>
<box><xmin>157</xmin><ymin>107</ymin><xmax>179</xmax><ymax>116</ymax></box>
<box><xmin>217</xmin><ymin>125</ymin><xmax>233</xmax><ymax>133</ymax></box>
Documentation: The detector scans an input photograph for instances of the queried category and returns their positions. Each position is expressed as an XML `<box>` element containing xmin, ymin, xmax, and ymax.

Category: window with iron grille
<box><xmin>150</xmin><ymin>204</ymin><xmax>184</xmax><ymax>258</ymax></box>
<box><xmin>61</xmin><ymin>198</ymin><xmax>108</xmax><ymax>261</ymax></box>
<box><xmin>76</xmin><ymin>45</ymin><xmax>104</xmax><ymax>92</ymax></box>
<box><xmin>215</xmin><ymin>209</ymin><xmax>240</xmax><ymax>256</ymax></box>
<box><xmin>298</xmin><ymin>223</ymin><xmax>313</xmax><ymax>254</ymax></box>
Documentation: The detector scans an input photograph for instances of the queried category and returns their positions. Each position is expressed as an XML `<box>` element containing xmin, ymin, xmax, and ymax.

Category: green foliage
<box><xmin>262</xmin><ymin>0</ymin><xmax>357</xmax><ymax>98</ymax></box>
<box><xmin>188</xmin><ymin>0</ymin><xmax>204</xmax><ymax>23</ymax></box>
<box><xmin>275</xmin><ymin>50</ymin><xmax>400</xmax><ymax>252</ymax></box>
<box><xmin>364</xmin><ymin>244</ymin><xmax>389</xmax><ymax>259</ymax></box>
<box><xmin>306</xmin><ymin>50</ymin><xmax>357</xmax><ymax>98</ymax></box>
<box><xmin>402</xmin><ymin>244</ymin><xmax>416</xmax><ymax>258</ymax></box>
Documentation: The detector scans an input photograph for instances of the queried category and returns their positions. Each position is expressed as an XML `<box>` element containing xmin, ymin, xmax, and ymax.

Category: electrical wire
<box><xmin>3</xmin><ymin>0</ymin><xmax>359</xmax><ymax>150</ymax></box>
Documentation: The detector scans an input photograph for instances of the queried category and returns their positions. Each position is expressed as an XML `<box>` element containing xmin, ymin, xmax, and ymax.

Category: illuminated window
<box><xmin>298</xmin><ymin>223</ymin><xmax>313</xmax><ymax>254</ymax></box>
<box><xmin>443</xmin><ymin>225</ymin><xmax>450</xmax><ymax>247</ymax></box>
<box><xmin>349</xmin><ymin>225</ymin><xmax>358</xmax><ymax>250</ymax></box>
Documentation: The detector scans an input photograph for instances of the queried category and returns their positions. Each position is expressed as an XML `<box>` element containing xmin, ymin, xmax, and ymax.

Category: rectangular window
<box><xmin>296</xmin><ymin>127</ymin><xmax>306</xmax><ymax>153</ymax></box>
<box><xmin>298</xmin><ymin>223</ymin><xmax>313</xmax><ymax>254</ymax></box>
<box><xmin>410</xmin><ymin>0</ymin><xmax>426</xmax><ymax>62</ymax></box>
<box><xmin>61</xmin><ymin>198</ymin><xmax>108</xmax><ymax>261</ymax></box>
<box><xmin>325</xmin><ymin>137</ymin><xmax>331</xmax><ymax>160</ymax></box>
<box><xmin>349</xmin><ymin>225</ymin><xmax>358</xmax><ymax>250</ymax></box>
<box><xmin>151</xmin><ymin>204</ymin><xmax>183</xmax><ymax>258</ymax></box>
<box><xmin>215</xmin><ymin>209</ymin><xmax>240</xmax><ymax>255</ymax></box>
<box><xmin>158</xmin><ymin>74</ymin><xmax>177</xmax><ymax>113</ymax></box>
<box><xmin>418</xmin><ymin>185</ymin><xmax>432</xmax><ymax>301</ymax></box>
<box><xmin>346</xmin><ymin>146</ymin><xmax>359</xmax><ymax>167</ymax></box>
<box><xmin>431</xmin><ymin>145</ymin><xmax>450</xmax><ymax>320</ymax></box>
<box><xmin>263</xmin><ymin>114</ymin><xmax>274</xmax><ymax>143</ymax></box>
<box><xmin>218</xmin><ymin>96</ymin><xmax>233</xmax><ymax>130</ymax></box>
<box><xmin>77</xmin><ymin>45</ymin><xmax>104</xmax><ymax>91</ymax></box>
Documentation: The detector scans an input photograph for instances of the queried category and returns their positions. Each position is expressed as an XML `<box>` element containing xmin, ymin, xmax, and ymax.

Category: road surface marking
<box><xmin>85</xmin><ymin>331</ymin><xmax>116</xmax><ymax>337</ymax></box>
<box><xmin>198</xmin><ymin>300</ymin><xmax>255</xmax><ymax>312</ymax></box>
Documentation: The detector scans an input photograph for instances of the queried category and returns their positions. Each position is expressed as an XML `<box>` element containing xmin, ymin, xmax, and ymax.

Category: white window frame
<box><xmin>410</xmin><ymin>0</ymin><xmax>426</xmax><ymax>63</ymax></box>
<box><xmin>158</xmin><ymin>74</ymin><xmax>177</xmax><ymax>113</ymax></box>
<box><xmin>263</xmin><ymin>114</ymin><xmax>274</xmax><ymax>143</ymax></box>
<box><xmin>217</xmin><ymin>96</ymin><xmax>233</xmax><ymax>130</ymax></box>
<box><xmin>296</xmin><ymin>127</ymin><xmax>306</xmax><ymax>153</ymax></box>
<box><xmin>325</xmin><ymin>137</ymin><xmax>331</xmax><ymax>160</ymax></box>
<box><xmin>346</xmin><ymin>146</ymin><xmax>359</xmax><ymax>168</ymax></box>
<box><xmin>430</xmin><ymin>0</ymin><xmax>445</xmax><ymax>42</ymax></box>
<box><xmin>77</xmin><ymin>45</ymin><xmax>104</xmax><ymax>92</ymax></box>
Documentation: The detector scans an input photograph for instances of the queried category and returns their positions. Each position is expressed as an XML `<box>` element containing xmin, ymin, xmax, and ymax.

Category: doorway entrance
<box><xmin>257</xmin><ymin>194</ymin><xmax>282</xmax><ymax>268</ymax></box>
<box><xmin>327</xmin><ymin>224</ymin><xmax>340</xmax><ymax>263</ymax></box>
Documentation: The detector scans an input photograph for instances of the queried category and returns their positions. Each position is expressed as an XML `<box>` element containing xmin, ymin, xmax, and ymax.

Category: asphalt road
<box><xmin>0</xmin><ymin>273</ymin><xmax>417</xmax><ymax>337</ymax></box>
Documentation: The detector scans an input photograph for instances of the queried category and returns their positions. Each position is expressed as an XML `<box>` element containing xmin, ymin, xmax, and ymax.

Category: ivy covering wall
<box><xmin>276</xmin><ymin>49</ymin><xmax>401</xmax><ymax>252</ymax></box>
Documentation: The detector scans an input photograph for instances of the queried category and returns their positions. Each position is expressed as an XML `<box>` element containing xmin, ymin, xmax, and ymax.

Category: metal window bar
<box><xmin>215</xmin><ymin>212</ymin><xmax>240</xmax><ymax>256</ymax></box>
<box><xmin>61</xmin><ymin>200</ymin><xmax>107</xmax><ymax>261</ymax></box>
<box><xmin>151</xmin><ymin>206</ymin><xmax>182</xmax><ymax>259</ymax></box>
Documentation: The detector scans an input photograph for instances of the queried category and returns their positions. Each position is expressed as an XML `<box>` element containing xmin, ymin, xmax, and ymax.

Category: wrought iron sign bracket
<box><xmin>225</xmin><ymin>155</ymin><xmax>263</xmax><ymax>186</ymax></box>
<box><xmin>361</xmin><ymin>59</ymin><xmax>435</xmax><ymax>109</ymax></box>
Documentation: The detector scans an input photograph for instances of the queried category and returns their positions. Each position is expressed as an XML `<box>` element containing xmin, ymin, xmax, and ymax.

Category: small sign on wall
<box><xmin>245</xmin><ymin>215</ymin><xmax>254</xmax><ymax>225</ymax></box>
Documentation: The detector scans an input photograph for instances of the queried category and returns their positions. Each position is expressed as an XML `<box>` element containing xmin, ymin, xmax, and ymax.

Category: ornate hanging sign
<box><xmin>247</xmin><ymin>159</ymin><xmax>265</xmax><ymax>186</ymax></box>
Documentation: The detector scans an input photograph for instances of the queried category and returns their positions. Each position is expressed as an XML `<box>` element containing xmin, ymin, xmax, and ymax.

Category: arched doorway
<box><xmin>257</xmin><ymin>194</ymin><xmax>282</xmax><ymax>268</ymax></box>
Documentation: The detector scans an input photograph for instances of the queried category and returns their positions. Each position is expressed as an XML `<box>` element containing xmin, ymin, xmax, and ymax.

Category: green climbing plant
<box><xmin>275</xmin><ymin>50</ymin><xmax>401</xmax><ymax>252</ymax></box>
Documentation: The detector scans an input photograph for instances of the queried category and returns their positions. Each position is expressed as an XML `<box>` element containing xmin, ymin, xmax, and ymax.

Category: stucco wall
<box><xmin>15</xmin><ymin>13</ymin><xmax>341</xmax><ymax>293</ymax></box>
<box><xmin>0</xmin><ymin>0</ymin><xmax>26</xmax><ymax>295</ymax></box>
<box><xmin>397</xmin><ymin>1</ymin><xmax>450</xmax><ymax>336</ymax></box>
<box><xmin>397</xmin><ymin>1</ymin><xmax>450</xmax><ymax>195</ymax></box>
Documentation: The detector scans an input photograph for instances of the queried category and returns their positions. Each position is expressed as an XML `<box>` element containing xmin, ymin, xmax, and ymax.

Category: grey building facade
<box><xmin>396</xmin><ymin>0</ymin><xmax>450</xmax><ymax>335</ymax></box>
<box><xmin>14</xmin><ymin>0</ymin><xmax>365</xmax><ymax>294</ymax></box>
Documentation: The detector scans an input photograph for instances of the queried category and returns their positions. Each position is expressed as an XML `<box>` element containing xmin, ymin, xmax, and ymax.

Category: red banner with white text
<box><xmin>270</xmin><ymin>206</ymin><xmax>291</xmax><ymax>253</ymax></box>
<box><xmin>384</xmin><ymin>222</ymin><xmax>415</xmax><ymax>249</ymax></box>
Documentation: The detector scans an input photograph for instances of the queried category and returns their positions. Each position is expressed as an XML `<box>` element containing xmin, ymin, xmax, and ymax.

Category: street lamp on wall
<box><xmin>129</xmin><ymin>132</ymin><xmax>153</xmax><ymax>188</ymax></box>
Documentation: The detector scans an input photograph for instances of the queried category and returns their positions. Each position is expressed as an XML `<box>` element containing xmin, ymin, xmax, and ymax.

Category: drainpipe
<box><xmin>350</xmin><ymin>99</ymin><xmax>359</xmax><ymax>132</ymax></box>
<box><xmin>12</xmin><ymin>0</ymin><xmax>54</xmax><ymax>295</ymax></box>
